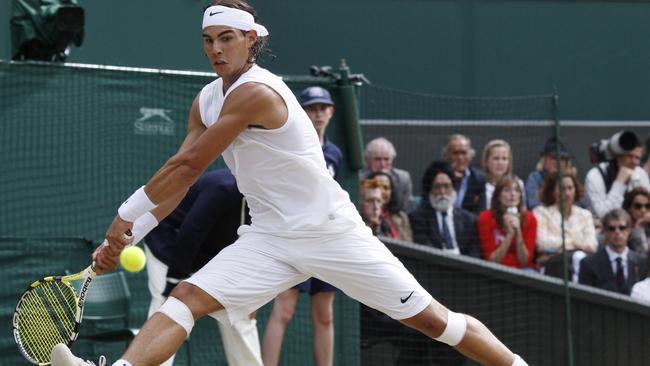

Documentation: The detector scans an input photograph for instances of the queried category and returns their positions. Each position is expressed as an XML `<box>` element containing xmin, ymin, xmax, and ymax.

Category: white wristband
<box><xmin>130</xmin><ymin>212</ymin><xmax>159</xmax><ymax>245</ymax></box>
<box><xmin>118</xmin><ymin>186</ymin><xmax>157</xmax><ymax>222</ymax></box>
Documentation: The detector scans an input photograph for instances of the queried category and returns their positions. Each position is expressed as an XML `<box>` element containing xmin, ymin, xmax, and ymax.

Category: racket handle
<box><xmin>101</xmin><ymin>231</ymin><xmax>132</xmax><ymax>247</ymax></box>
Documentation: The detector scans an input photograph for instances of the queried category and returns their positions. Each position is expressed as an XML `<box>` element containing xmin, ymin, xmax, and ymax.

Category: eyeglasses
<box><xmin>632</xmin><ymin>203</ymin><xmax>650</xmax><ymax>210</ymax></box>
<box><xmin>605</xmin><ymin>225</ymin><xmax>628</xmax><ymax>232</ymax></box>
<box><xmin>432</xmin><ymin>183</ymin><xmax>453</xmax><ymax>191</ymax></box>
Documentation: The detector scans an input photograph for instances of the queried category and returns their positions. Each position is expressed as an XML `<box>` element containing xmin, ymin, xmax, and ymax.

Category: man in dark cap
<box><xmin>409</xmin><ymin>160</ymin><xmax>481</xmax><ymax>257</ymax></box>
<box><xmin>524</xmin><ymin>137</ymin><xmax>571</xmax><ymax>209</ymax></box>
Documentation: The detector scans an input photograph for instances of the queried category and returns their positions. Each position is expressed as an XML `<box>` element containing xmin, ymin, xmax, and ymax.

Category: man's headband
<box><xmin>202</xmin><ymin>5</ymin><xmax>269</xmax><ymax>36</ymax></box>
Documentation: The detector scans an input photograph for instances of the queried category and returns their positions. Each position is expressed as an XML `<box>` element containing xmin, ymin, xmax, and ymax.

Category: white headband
<box><xmin>202</xmin><ymin>5</ymin><xmax>269</xmax><ymax>36</ymax></box>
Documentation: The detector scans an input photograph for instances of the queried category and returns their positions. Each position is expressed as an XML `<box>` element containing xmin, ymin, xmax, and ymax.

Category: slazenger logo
<box><xmin>134</xmin><ymin>107</ymin><xmax>176</xmax><ymax>136</ymax></box>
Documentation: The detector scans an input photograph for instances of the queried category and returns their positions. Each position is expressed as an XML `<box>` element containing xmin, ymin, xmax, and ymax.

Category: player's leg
<box><xmin>121</xmin><ymin>282</ymin><xmax>223</xmax><ymax>365</ymax></box>
<box><xmin>261</xmin><ymin>288</ymin><xmax>300</xmax><ymax>366</ymax></box>
<box><xmin>218</xmin><ymin>313</ymin><xmax>263</xmax><ymax>366</ymax></box>
<box><xmin>399</xmin><ymin>299</ymin><xmax>520</xmax><ymax>366</ymax></box>
<box><xmin>300</xmin><ymin>226</ymin><xmax>527</xmax><ymax>366</ymax></box>
<box><xmin>54</xmin><ymin>231</ymin><xmax>308</xmax><ymax>366</ymax></box>
<box><xmin>310</xmin><ymin>289</ymin><xmax>335</xmax><ymax>366</ymax></box>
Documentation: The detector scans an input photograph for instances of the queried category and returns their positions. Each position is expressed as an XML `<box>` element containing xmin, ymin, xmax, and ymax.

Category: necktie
<box><xmin>440</xmin><ymin>212</ymin><xmax>454</xmax><ymax>250</ymax></box>
<box><xmin>615</xmin><ymin>257</ymin><xmax>625</xmax><ymax>291</ymax></box>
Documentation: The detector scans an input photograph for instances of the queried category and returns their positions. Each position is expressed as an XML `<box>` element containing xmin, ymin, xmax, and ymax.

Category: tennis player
<box><xmin>52</xmin><ymin>1</ymin><xmax>527</xmax><ymax>365</ymax></box>
<box><xmin>262</xmin><ymin>86</ymin><xmax>342</xmax><ymax>366</ymax></box>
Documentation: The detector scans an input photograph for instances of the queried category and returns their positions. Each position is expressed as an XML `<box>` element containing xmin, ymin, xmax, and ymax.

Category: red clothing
<box><xmin>477</xmin><ymin>210</ymin><xmax>537</xmax><ymax>268</ymax></box>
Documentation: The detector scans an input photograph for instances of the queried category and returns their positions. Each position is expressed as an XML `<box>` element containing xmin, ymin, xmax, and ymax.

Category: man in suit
<box><xmin>362</xmin><ymin>137</ymin><xmax>414</xmax><ymax>212</ymax></box>
<box><xmin>409</xmin><ymin>160</ymin><xmax>481</xmax><ymax>258</ymax></box>
<box><xmin>579</xmin><ymin>208</ymin><xmax>647</xmax><ymax>295</ymax></box>
<box><xmin>443</xmin><ymin>134</ymin><xmax>487</xmax><ymax>215</ymax></box>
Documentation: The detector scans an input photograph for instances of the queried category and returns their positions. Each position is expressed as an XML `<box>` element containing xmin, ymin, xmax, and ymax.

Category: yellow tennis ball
<box><xmin>120</xmin><ymin>246</ymin><xmax>146</xmax><ymax>272</ymax></box>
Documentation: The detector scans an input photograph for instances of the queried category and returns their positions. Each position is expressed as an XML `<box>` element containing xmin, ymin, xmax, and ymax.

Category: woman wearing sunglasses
<box><xmin>622</xmin><ymin>187</ymin><xmax>650</xmax><ymax>258</ymax></box>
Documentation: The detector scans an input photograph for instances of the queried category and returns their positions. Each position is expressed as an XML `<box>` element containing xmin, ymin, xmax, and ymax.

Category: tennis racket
<box><xmin>13</xmin><ymin>263</ymin><xmax>96</xmax><ymax>365</ymax></box>
<box><xmin>11</xmin><ymin>237</ymin><xmax>121</xmax><ymax>365</ymax></box>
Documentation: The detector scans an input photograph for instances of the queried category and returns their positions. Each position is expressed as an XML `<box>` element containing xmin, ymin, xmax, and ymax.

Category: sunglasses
<box><xmin>605</xmin><ymin>225</ymin><xmax>628</xmax><ymax>232</ymax></box>
<box><xmin>633</xmin><ymin>203</ymin><xmax>650</xmax><ymax>210</ymax></box>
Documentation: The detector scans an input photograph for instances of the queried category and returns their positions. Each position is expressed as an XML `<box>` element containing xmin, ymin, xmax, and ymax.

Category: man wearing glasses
<box><xmin>579</xmin><ymin>209</ymin><xmax>647</xmax><ymax>295</ymax></box>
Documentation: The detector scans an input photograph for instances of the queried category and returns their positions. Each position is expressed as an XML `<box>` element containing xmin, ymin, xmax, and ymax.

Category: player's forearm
<box><xmin>151</xmin><ymin>189</ymin><xmax>188</xmax><ymax>222</ymax></box>
<box><xmin>145</xmin><ymin>154</ymin><xmax>204</xmax><ymax>205</ymax></box>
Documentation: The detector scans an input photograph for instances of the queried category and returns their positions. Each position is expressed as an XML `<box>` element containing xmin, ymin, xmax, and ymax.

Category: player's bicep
<box><xmin>177</xmin><ymin>94</ymin><xmax>206</xmax><ymax>154</ymax></box>
<box><xmin>183</xmin><ymin>84</ymin><xmax>283</xmax><ymax>171</ymax></box>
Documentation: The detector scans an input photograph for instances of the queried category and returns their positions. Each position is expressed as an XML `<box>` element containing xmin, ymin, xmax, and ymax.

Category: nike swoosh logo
<box><xmin>400</xmin><ymin>291</ymin><xmax>414</xmax><ymax>303</ymax></box>
<box><xmin>210</xmin><ymin>11</ymin><xmax>224</xmax><ymax>16</ymax></box>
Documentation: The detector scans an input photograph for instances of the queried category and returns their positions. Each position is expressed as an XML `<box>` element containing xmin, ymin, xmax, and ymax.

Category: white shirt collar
<box><xmin>605</xmin><ymin>245</ymin><xmax>629</xmax><ymax>262</ymax></box>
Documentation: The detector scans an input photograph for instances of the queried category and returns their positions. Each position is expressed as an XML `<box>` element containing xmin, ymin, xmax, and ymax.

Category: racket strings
<box><xmin>16</xmin><ymin>281</ymin><xmax>78</xmax><ymax>363</ymax></box>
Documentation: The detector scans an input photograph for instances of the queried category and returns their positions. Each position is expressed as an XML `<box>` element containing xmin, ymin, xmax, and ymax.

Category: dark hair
<box><xmin>538</xmin><ymin>172</ymin><xmax>584</xmax><ymax>207</ymax></box>
<box><xmin>365</xmin><ymin>171</ymin><xmax>400</xmax><ymax>214</ymax></box>
<box><xmin>209</xmin><ymin>0</ymin><xmax>270</xmax><ymax>63</ymax></box>
<box><xmin>622</xmin><ymin>186</ymin><xmax>650</xmax><ymax>212</ymax></box>
<box><xmin>421</xmin><ymin>160</ymin><xmax>454</xmax><ymax>199</ymax></box>
<box><xmin>602</xmin><ymin>208</ymin><xmax>632</xmax><ymax>228</ymax></box>
<box><xmin>491</xmin><ymin>175</ymin><xmax>526</xmax><ymax>231</ymax></box>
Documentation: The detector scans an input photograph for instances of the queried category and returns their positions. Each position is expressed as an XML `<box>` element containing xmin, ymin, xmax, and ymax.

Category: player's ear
<box><xmin>246</xmin><ymin>30</ymin><xmax>258</xmax><ymax>45</ymax></box>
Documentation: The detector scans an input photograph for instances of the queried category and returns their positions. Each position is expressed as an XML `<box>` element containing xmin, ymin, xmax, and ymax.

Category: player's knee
<box><xmin>434</xmin><ymin>310</ymin><xmax>467</xmax><ymax>347</ymax></box>
<box><xmin>157</xmin><ymin>296</ymin><xmax>195</xmax><ymax>335</ymax></box>
<box><xmin>171</xmin><ymin>282</ymin><xmax>222</xmax><ymax>314</ymax></box>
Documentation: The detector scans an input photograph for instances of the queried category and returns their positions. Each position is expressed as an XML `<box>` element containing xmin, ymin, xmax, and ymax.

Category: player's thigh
<box><xmin>187</xmin><ymin>232</ymin><xmax>309</xmax><ymax>322</ymax></box>
<box><xmin>303</xmin><ymin>228</ymin><xmax>432</xmax><ymax>321</ymax></box>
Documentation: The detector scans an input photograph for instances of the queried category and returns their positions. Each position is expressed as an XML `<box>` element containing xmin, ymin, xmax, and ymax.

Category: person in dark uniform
<box><xmin>144</xmin><ymin>169</ymin><xmax>262</xmax><ymax>366</ymax></box>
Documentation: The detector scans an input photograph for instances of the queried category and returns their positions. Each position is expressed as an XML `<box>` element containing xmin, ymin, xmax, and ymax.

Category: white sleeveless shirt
<box><xmin>198</xmin><ymin>65</ymin><xmax>360</xmax><ymax>236</ymax></box>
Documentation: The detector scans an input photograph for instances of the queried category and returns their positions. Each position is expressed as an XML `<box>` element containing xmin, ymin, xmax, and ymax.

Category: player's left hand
<box><xmin>105</xmin><ymin>215</ymin><xmax>134</xmax><ymax>253</ymax></box>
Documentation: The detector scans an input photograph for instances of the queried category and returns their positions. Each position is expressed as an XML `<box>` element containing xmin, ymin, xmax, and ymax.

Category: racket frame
<box><xmin>13</xmin><ymin>264</ymin><xmax>96</xmax><ymax>365</ymax></box>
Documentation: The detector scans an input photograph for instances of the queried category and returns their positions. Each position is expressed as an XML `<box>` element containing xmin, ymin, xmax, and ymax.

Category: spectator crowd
<box><xmin>359</xmin><ymin>131</ymin><xmax>650</xmax><ymax>304</ymax></box>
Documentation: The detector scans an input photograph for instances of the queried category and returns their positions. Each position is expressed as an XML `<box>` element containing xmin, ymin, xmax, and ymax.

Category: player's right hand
<box><xmin>92</xmin><ymin>243</ymin><xmax>118</xmax><ymax>275</ymax></box>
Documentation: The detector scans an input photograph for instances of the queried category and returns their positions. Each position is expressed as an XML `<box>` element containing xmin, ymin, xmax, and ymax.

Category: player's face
<box><xmin>367</xmin><ymin>146</ymin><xmax>393</xmax><ymax>173</ymax></box>
<box><xmin>202</xmin><ymin>26</ymin><xmax>256</xmax><ymax>78</ymax></box>
<box><xmin>446</xmin><ymin>139</ymin><xmax>471</xmax><ymax>174</ymax></box>
<box><xmin>486</xmin><ymin>146</ymin><xmax>509</xmax><ymax>178</ymax></box>
<box><xmin>603</xmin><ymin>217</ymin><xmax>630</xmax><ymax>251</ymax></box>
<box><xmin>304</xmin><ymin>104</ymin><xmax>334</xmax><ymax>132</ymax></box>
<box><xmin>553</xmin><ymin>176</ymin><xmax>575</xmax><ymax>205</ymax></box>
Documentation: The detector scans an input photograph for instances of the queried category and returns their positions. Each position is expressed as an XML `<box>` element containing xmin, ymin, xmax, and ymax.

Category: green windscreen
<box><xmin>0</xmin><ymin>61</ymin><xmax>359</xmax><ymax>366</ymax></box>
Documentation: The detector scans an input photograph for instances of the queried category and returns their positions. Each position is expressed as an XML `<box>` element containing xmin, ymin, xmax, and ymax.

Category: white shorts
<box><xmin>186</xmin><ymin>224</ymin><xmax>432</xmax><ymax>326</ymax></box>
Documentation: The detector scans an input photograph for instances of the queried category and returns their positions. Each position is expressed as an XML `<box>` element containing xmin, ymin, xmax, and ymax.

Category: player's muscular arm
<box><xmin>143</xmin><ymin>83</ymin><xmax>287</xmax><ymax>203</ymax></box>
